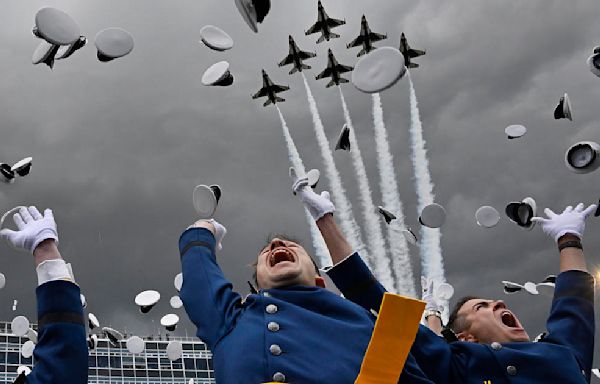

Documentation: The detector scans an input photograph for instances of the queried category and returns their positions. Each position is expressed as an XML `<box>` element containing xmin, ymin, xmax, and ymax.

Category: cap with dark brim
<box><xmin>174</xmin><ymin>273</ymin><xmax>183</xmax><ymax>292</ymax></box>
<box><xmin>352</xmin><ymin>47</ymin><xmax>406</xmax><ymax>94</ymax></box>
<box><xmin>505</xmin><ymin>197</ymin><xmax>536</xmax><ymax>230</ymax></box>
<box><xmin>502</xmin><ymin>281</ymin><xmax>523</xmax><ymax>294</ymax></box>
<box><xmin>402</xmin><ymin>228</ymin><xmax>418</xmax><ymax>245</ymax></box>
<box><xmin>34</xmin><ymin>7</ymin><xmax>80</xmax><ymax>46</ymax></box>
<box><xmin>419</xmin><ymin>203</ymin><xmax>447</xmax><ymax>228</ymax></box>
<box><xmin>200</xmin><ymin>25</ymin><xmax>234</xmax><ymax>51</ymax></box>
<box><xmin>0</xmin><ymin>164</ymin><xmax>15</xmax><ymax>183</ymax></box>
<box><xmin>88</xmin><ymin>334</ymin><xmax>98</xmax><ymax>350</ymax></box>
<box><xmin>102</xmin><ymin>327</ymin><xmax>123</xmax><ymax>347</ymax></box>
<box><xmin>135</xmin><ymin>290</ymin><xmax>160</xmax><ymax>313</ymax></box>
<box><xmin>553</xmin><ymin>93</ymin><xmax>573</xmax><ymax>121</ymax></box>
<box><xmin>335</xmin><ymin>124</ymin><xmax>351</xmax><ymax>151</ymax></box>
<box><xmin>434</xmin><ymin>282</ymin><xmax>454</xmax><ymax>300</ymax></box>
<box><xmin>565</xmin><ymin>141</ymin><xmax>600</xmax><ymax>174</ymax></box>
<box><xmin>94</xmin><ymin>28</ymin><xmax>134</xmax><ymax>62</ymax></box>
<box><xmin>193</xmin><ymin>185</ymin><xmax>218</xmax><ymax>219</ymax></box>
<box><xmin>11</xmin><ymin>157</ymin><xmax>32</xmax><ymax>177</ymax></box>
<box><xmin>88</xmin><ymin>313</ymin><xmax>100</xmax><ymax>330</ymax></box>
<box><xmin>587</xmin><ymin>51</ymin><xmax>600</xmax><ymax>78</ymax></box>
<box><xmin>475</xmin><ymin>205</ymin><xmax>500</xmax><ymax>228</ymax></box>
<box><xmin>504</xmin><ymin>124</ymin><xmax>526</xmax><ymax>139</ymax></box>
<box><xmin>170</xmin><ymin>296</ymin><xmax>183</xmax><ymax>309</ymax></box>
<box><xmin>55</xmin><ymin>36</ymin><xmax>87</xmax><ymax>60</ymax></box>
<box><xmin>32</xmin><ymin>41</ymin><xmax>59</xmax><ymax>68</ymax></box>
<box><xmin>202</xmin><ymin>61</ymin><xmax>234</xmax><ymax>86</ymax></box>
<box><xmin>234</xmin><ymin>0</ymin><xmax>259</xmax><ymax>33</ymax></box>
<box><xmin>126</xmin><ymin>336</ymin><xmax>145</xmax><ymax>354</ymax></box>
<box><xmin>209</xmin><ymin>185</ymin><xmax>222</xmax><ymax>204</ymax></box>
<box><xmin>306</xmin><ymin>169</ymin><xmax>320</xmax><ymax>189</ymax></box>
<box><xmin>161</xmin><ymin>314</ymin><xmax>179</xmax><ymax>332</ymax></box>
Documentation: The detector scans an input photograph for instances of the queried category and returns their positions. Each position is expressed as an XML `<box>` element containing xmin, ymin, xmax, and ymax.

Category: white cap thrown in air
<box><xmin>475</xmin><ymin>206</ymin><xmax>500</xmax><ymax>228</ymax></box>
<box><xmin>11</xmin><ymin>157</ymin><xmax>33</xmax><ymax>177</ymax></box>
<box><xmin>32</xmin><ymin>41</ymin><xmax>58</xmax><ymax>66</ymax></box>
<box><xmin>565</xmin><ymin>141</ymin><xmax>600</xmax><ymax>174</ymax></box>
<box><xmin>306</xmin><ymin>169</ymin><xmax>320</xmax><ymax>189</ymax></box>
<box><xmin>34</xmin><ymin>7</ymin><xmax>80</xmax><ymax>45</ymax></box>
<box><xmin>200</xmin><ymin>25</ymin><xmax>234</xmax><ymax>51</ymax></box>
<box><xmin>88</xmin><ymin>313</ymin><xmax>100</xmax><ymax>330</ymax></box>
<box><xmin>587</xmin><ymin>47</ymin><xmax>600</xmax><ymax>78</ymax></box>
<box><xmin>21</xmin><ymin>340</ymin><xmax>35</xmax><ymax>359</ymax></box>
<box><xmin>174</xmin><ymin>273</ymin><xmax>183</xmax><ymax>292</ymax></box>
<box><xmin>166</xmin><ymin>340</ymin><xmax>183</xmax><ymax>361</ymax></box>
<box><xmin>335</xmin><ymin>124</ymin><xmax>351</xmax><ymax>151</ymax></box>
<box><xmin>193</xmin><ymin>184</ymin><xmax>218</xmax><ymax>219</ymax></box>
<box><xmin>102</xmin><ymin>327</ymin><xmax>124</xmax><ymax>346</ymax></box>
<box><xmin>419</xmin><ymin>203</ymin><xmax>447</xmax><ymax>228</ymax></box>
<box><xmin>161</xmin><ymin>314</ymin><xmax>180</xmax><ymax>332</ymax></box>
<box><xmin>135</xmin><ymin>290</ymin><xmax>161</xmax><ymax>313</ymax></box>
<box><xmin>201</xmin><ymin>61</ymin><xmax>234</xmax><ymax>86</ymax></box>
<box><xmin>170</xmin><ymin>295</ymin><xmax>183</xmax><ymax>309</ymax></box>
<box><xmin>505</xmin><ymin>197</ymin><xmax>536</xmax><ymax>230</ymax></box>
<box><xmin>234</xmin><ymin>0</ymin><xmax>259</xmax><ymax>33</ymax></box>
<box><xmin>434</xmin><ymin>283</ymin><xmax>454</xmax><ymax>300</ymax></box>
<box><xmin>94</xmin><ymin>28</ymin><xmax>134</xmax><ymax>61</ymax></box>
<box><xmin>55</xmin><ymin>36</ymin><xmax>87</xmax><ymax>60</ymax></box>
<box><xmin>126</xmin><ymin>336</ymin><xmax>145</xmax><ymax>354</ymax></box>
<box><xmin>402</xmin><ymin>228</ymin><xmax>418</xmax><ymax>246</ymax></box>
<box><xmin>0</xmin><ymin>273</ymin><xmax>5</xmax><ymax>289</ymax></box>
<box><xmin>26</xmin><ymin>328</ymin><xmax>37</xmax><ymax>344</ymax></box>
<box><xmin>88</xmin><ymin>334</ymin><xmax>98</xmax><ymax>350</ymax></box>
<box><xmin>11</xmin><ymin>316</ymin><xmax>30</xmax><ymax>337</ymax></box>
<box><xmin>352</xmin><ymin>47</ymin><xmax>406</xmax><ymax>94</ymax></box>
<box><xmin>522</xmin><ymin>281</ymin><xmax>539</xmax><ymax>295</ymax></box>
<box><xmin>505</xmin><ymin>125</ymin><xmax>527</xmax><ymax>139</ymax></box>
<box><xmin>17</xmin><ymin>366</ymin><xmax>31</xmax><ymax>376</ymax></box>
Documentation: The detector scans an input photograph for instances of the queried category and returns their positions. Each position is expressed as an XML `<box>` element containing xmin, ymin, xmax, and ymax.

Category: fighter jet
<box><xmin>399</xmin><ymin>32</ymin><xmax>426</xmax><ymax>69</ymax></box>
<box><xmin>346</xmin><ymin>15</ymin><xmax>387</xmax><ymax>57</ymax></box>
<box><xmin>315</xmin><ymin>49</ymin><xmax>353</xmax><ymax>88</ymax></box>
<box><xmin>252</xmin><ymin>70</ymin><xmax>290</xmax><ymax>107</ymax></box>
<box><xmin>278</xmin><ymin>35</ymin><xmax>317</xmax><ymax>75</ymax></box>
<box><xmin>305</xmin><ymin>1</ymin><xmax>345</xmax><ymax>44</ymax></box>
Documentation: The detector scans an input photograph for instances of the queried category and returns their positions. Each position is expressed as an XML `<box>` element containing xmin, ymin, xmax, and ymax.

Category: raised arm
<box><xmin>178</xmin><ymin>219</ymin><xmax>244</xmax><ymax>348</ymax></box>
<box><xmin>1</xmin><ymin>207</ymin><xmax>87</xmax><ymax>384</ymax></box>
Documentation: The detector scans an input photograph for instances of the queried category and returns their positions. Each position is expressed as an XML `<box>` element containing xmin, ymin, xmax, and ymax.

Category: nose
<box><xmin>492</xmin><ymin>300</ymin><xmax>506</xmax><ymax>311</ymax></box>
<box><xmin>270</xmin><ymin>238</ymin><xmax>286</xmax><ymax>250</ymax></box>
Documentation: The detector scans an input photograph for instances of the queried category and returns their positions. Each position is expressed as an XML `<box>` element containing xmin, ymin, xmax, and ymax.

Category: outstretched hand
<box><xmin>421</xmin><ymin>276</ymin><xmax>443</xmax><ymax>313</ymax></box>
<box><xmin>290</xmin><ymin>167</ymin><xmax>335</xmax><ymax>221</ymax></box>
<box><xmin>532</xmin><ymin>203</ymin><xmax>597</xmax><ymax>242</ymax></box>
<box><xmin>0</xmin><ymin>206</ymin><xmax>58</xmax><ymax>254</ymax></box>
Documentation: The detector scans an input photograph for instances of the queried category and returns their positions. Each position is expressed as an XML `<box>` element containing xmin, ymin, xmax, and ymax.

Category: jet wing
<box><xmin>270</xmin><ymin>84</ymin><xmax>290</xmax><ymax>93</ymax></box>
<box><xmin>326</xmin><ymin>17</ymin><xmax>345</xmax><ymax>27</ymax></box>
<box><xmin>298</xmin><ymin>50</ymin><xmax>316</xmax><ymax>60</ymax></box>
<box><xmin>252</xmin><ymin>88</ymin><xmax>268</xmax><ymax>99</ymax></box>
<box><xmin>338</xmin><ymin>64</ymin><xmax>353</xmax><ymax>73</ymax></box>
<box><xmin>278</xmin><ymin>54</ymin><xmax>294</xmax><ymax>67</ymax></box>
<box><xmin>369</xmin><ymin>32</ymin><xmax>387</xmax><ymax>41</ymax></box>
<box><xmin>347</xmin><ymin>36</ymin><xmax>363</xmax><ymax>48</ymax></box>
<box><xmin>316</xmin><ymin>67</ymin><xmax>332</xmax><ymax>80</ymax></box>
<box><xmin>305</xmin><ymin>22</ymin><xmax>322</xmax><ymax>35</ymax></box>
<box><xmin>408</xmin><ymin>48</ymin><xmax>426</xmax><ymax>58</ymax></box>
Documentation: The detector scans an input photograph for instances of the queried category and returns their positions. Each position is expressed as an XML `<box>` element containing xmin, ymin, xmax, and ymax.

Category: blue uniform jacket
<box><xmin>327</xmin><ymin>253</ymin><xmax>596</xmax><ymax>384</ymax></box>
<box><xmin>179</xmin><ymin>228</ymin><xmax>433</xmax><ymax>384</ymax></box>
<box><xmin>23</xmin><ymin>280</ymin><xmax>88</xmax><ymax>384</ymax></box>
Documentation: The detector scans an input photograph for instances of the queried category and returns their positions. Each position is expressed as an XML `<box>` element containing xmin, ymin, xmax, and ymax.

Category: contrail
<box><xmin>337</xmin><ymin>87</ymin><xmax>395</xmax><ymax>291</ymax></box>
<box><xmin>276</xmin><ymin>105</ymin><xmax>330</xmax><ymax>266</ymax></box>
<box><xmin>406</xmin><ymin>72</ymin><xmax>446</xmax><ymax>289</ymax></box>
<box><xmin>371</xmin><ymin>93</ymin><xmax>416</xmax><ymax>296</ymax></box>
<box><xmin>300</xmin><ymin>73</ymin><xmax>368</xmax><ymax>261</ymax></box>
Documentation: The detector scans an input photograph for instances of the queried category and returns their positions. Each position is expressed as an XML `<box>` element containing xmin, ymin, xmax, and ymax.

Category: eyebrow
<box><xmin>472</xmin><ymin>301</ymin><xmax>491</xmax><ymax>311</ymax></box>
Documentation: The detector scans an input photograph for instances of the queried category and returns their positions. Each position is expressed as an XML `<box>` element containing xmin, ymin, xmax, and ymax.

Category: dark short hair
<box><xmin>447</xmin><ymin>296</ymin><xmax>480</xmax><ymax>333</ymax></box>
<box><xmin>250</xmin><ymin>233</ymin><xmax>320</xmax><ymax>288</ymax></box>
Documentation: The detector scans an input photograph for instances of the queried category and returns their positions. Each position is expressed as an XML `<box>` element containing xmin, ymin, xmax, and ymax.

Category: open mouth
<box><xmin>500</xmin><ymin>311</ymin><xmax>518</xmax><ymax>328</ymax></box>
<box><xmin>269</xmin><ymin>248</ymin><xmax>295</xmax><ymax>267</ymax></box>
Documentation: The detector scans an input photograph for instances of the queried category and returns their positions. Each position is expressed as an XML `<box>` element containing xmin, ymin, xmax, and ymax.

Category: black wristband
<box><xmin>558</xmin><ymin>240</ymin><xmax>582</xmax><ymax>252</ymax></box>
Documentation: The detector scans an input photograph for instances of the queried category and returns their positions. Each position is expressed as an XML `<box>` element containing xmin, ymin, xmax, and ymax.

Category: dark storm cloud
<box><xmin>0</xmin><ymin>0</ymin><xmax>598</xmax><ymax>368</ymax></box>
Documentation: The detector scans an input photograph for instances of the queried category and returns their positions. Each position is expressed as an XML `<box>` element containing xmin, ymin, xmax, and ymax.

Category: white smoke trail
<box><xmin>276</xmin><ymin>105</ymin><xmax>330</xmax><ymax>266</ymax></box>
<box><xmin>406</xmin><ymin>72</ymin><xmax>445</xmax><ymax>288</ymax></box>
<box><xmin>300</xmin><ymin>73</ymin><xmax>368</xmax><ymax>260</ymax></box>
<box><xmin>371</xmin><ymin>93</ymin><xmax>416</xmax><ymax>296</ymax></box>
<box><xmin>337</xmin><ymin>87</ymin><xmax>396</xmax><ymax>291</ymax></box>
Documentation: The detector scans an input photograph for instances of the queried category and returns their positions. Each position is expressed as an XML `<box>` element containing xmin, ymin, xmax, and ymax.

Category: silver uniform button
<box><xmin>266</xmin><ymin>304</ymin><xmax>278</xmax><ymax>314</ymax></box>
<box><xmin>490</xmin><ymin>342</ymin><xmax>502</xmax><ymax>351</ymax></box>
<box><xmin>269</xmin><ymin>344</ymin><xmax>282</xmax><ymax>356</ymax></box>
<box><xmin>506</xmin><ymin>365</ymin><xmax>517</xmax><ymax>376</ymax></box>
<box><xmin>268</xmin><ymin>322</ymin><xmax>280</xmax><ymax>332</ymax></box>
<box><xmin>263</xmin><ymin>292</ymin><xmax>271</xmax><ymax>297</ymax></box>
<box><xmin>272</xmin><ymin>372</ymin><xmax>286</xmax><ymax>382</ymax></box>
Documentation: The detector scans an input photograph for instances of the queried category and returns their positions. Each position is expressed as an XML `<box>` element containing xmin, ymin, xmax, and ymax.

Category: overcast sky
<box><xmin>0</xmin><ymin>0</ymin><xmax>599</xmax><ymax>369</ymax></box>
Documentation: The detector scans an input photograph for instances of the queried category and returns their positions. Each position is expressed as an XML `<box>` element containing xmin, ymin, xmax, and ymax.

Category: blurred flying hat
<box><xmin>306</xmin><ymin>169</ymin><xmax>320</xmax><ymax>189</ymax></box>
<box><xmin>352</xmin><ymin>47</ymin><xmax>406</xmax><ymax>94</ymax></box>
<box><xmin>20</xmin><ymin>341</ymin><xmax>35</xmax><ymax>359</ymax></box>
<box><xmin>88</xmin><ymin>313</ymin><xmax>100</xmax><ymax>330</ymax></box>
<box><xmin>553</xmin><ymin>93</ymin><xmax>572</xmax><ymax>121</ymax></box>
<box><xmin>402</xmin><ymin>228</ymin><xmax>418</xmax><ymax>246</ymax></box>
<box><xmin>34</xmin><ymin>7</ymin><xmax>80</xmax><ymax>45</ymax></box>
<box><xmin>25</xmin><ymin>328</ymin><xmax>37</xmax><ymax>344</ymax></box>
<box><xmin>475</xmin><ymin>206</ymin><xmax>500</xmax><ymax>228</ymax></box>
<box><xmin>102</xmin><ymin>327</ymin><xmax>123</xmax><ymax>347</ymax></box>
<box><xmin>335</xmin><ymin>124</ymin><xmax>351</xmax><ymax>151</ymax></box>
<box><xmin>200</xmin><ymin>25</ymin><xmax>233</xmax><ymax>51</ymax></box>
<box><xmin>32</xmin><ymin>41</ymin><xmax>59</xmax><ymax>68</ymax></box>
<box><xmin>0</xmin><ymin>164</ymin><xmax>15</xmax><ymax>183</ymax></box>
<box><xmin>161</xmin><ymin>314</ymin><xmax>180</xmax><ymax>332</ymax></box>
<box><xmin>587</xmin><ymin>46</ymin><xmax>600</xmax><ymax>78</ymax></box>
<box><xmin>135</xmin><ymin>290</ymin><xmax>161</xmax><ymax>314</ymax></box>
<box><xmin>202</xmin><ymin>61</ymin><xmax>234</xmax><ymax>86</ymax></box>
<box><xmin>234</xmin><ymin>0</ymin><xmax>271</xmax><ymax>33</ymax></box>
<box><xmin>0</xmin><ymin>273</ymin><xmax>5</xmax><ymax>289</ymax></box>
<box><xmin>11</xmin><ymin>157</ymin><xmax>32</xmax><ymax>177</ymax></box>
<box><xmin>565</xmin><ymin>141</ymin><xmax>600</xmax><ymax>174</ymax></box>
<box><xmin>505</xmin><ymin>197</ymin><xmax>536</xmax><ymax>230</ymax></box>
<box><xmin>94</xmin><ymin>28</ymin><xmax>134</xmax><ymax>62</ymax></box>
<box><xmin>193</xmin><ymin>185</ymin><xmax>218</xmax><ymax>218</ymax></box>
<box><xmin>174</xmin><ymin>273</ymin><xmax>183</xmax><ymax>292</ymax></box>
<box><xmin>88</xmin><ymin>334</ymin><xmax>98</xmax><ymax>350</ymax></box>
<box><xmin>11</xmin><ymin>316</ymin><xmax>30</xmax><ymax>337</ymax></box>
<box><xmin>55</xmin><ymin>36</ymin><xmax>87</xmax><ymax>60</ymax></box>
<box><xmin>126</xmin><ymin>336</ymin><xmax>145</xmax><ymax>354</ymax></box>
<box><xmin>419</xmin><ymin>203</ymin><xmax>447</xmax><ymax>228</ymax></box>
<box><xmin>504</xmin><ymin>124</ymin><xmax>527</xmax><ymax>139</ymax></box>
<box><xmin>170</xmin><ymin>295</ymin><xmax>183</xmax><ymax>309</ymax></box>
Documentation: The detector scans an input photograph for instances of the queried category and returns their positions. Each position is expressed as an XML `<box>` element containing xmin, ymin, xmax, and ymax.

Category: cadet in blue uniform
<box><xmin>178</xmin><ymin>174</ymin><xmax>433</xmax><ymax>383</ymax></box>
<box><xmin>327</xmin><ymin>202</ymin><xmax>596</xmax><ymax>383</ymax></box>
<box><xmin>1</xmin><ymin>206</ymin><xmax>88</xmax><ymax>384</ymax></box>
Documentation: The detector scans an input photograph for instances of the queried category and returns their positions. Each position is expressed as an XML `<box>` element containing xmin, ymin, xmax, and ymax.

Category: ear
<box><xmin>315</xmin><ymin>276</ymin><xmax>326</xmax><ymax>288</ymax></box>
<box><xmin>457</xmin><ymin>331</ymin><xmax>478</xmax><ymax>343</ymax></box>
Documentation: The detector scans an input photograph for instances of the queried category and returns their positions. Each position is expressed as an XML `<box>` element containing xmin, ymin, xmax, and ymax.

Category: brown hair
<box><xmin>447</xmin><ymin>296</ymin><xmax>480</xmax><ymax>333</ymax></box>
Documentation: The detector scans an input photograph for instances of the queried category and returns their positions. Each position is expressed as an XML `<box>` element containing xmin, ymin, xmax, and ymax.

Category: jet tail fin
<box><xmin>357</xmin><ymin>48</ymin><xmax>367</xmax><ymax>57</ymax></box>
<box><xmin>329</xmin><ymin>32</ymin><xmax>340</xmax><ymax>39</ymax></box>
<box><xmin>316</xmin><ymin>35</ymin><xmax>326</xmax><ymax>44</ymax></box>
<box><xmin>338</xmin><ymin>78</ymin><xmax>349</xmax><ymax>84</ymax></box>
<box><xmin>276</xmin><ymin>96</ymin><xmax>285</xmax><ymax>103</ymax></box>
<box><xmin>263</xmin><ymin>99</ymin><xmax>273</xmax><ymax>107</ymax></box>
<box><xmin>326</xmin><ymin>80</ymin><xmax>336</xmax><ymax>88</ymax></box>
<box><xmin>290</xmin><ymin>67</ymin><xmax>299</xmax><ymax>75</ymax></box>
<box><xmin>408</xmin><ymin>62</ymin><xmax>419</xmax><ymax>68</ymax></box>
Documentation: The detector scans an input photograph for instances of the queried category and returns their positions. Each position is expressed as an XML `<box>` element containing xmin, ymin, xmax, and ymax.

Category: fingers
<box><xmin>28</xmin><ymin>206</ymin><xmax>42</xmax><ymax>220</ymax></box>
<box><xmin>574</xmin><ymin>203</ymin><xmax>585</xmax><ymax>212</ymax></box>
<box><xmin>581</xmin><ymin>204</ymin><xmax>597</xmax><ymax>218</ymax></box>
<box><xmin>19</xmin><ymin>206</ymin><xmax>33</xmax><ymax>224</ymax></box>
<box><xmin>13</xmin><ymin>213</ymin><xmax>25</xmax><ymax>230</ymax></box>
<box><xmin>564</xmin><ymin>205</ymin><xmax>573</xmax><ymax>214</ymax></box>
<box><xmin>44</xmin><ymin>209</ymin><xmax>54</xmax><ymax>221</ymax></box>
<box><xmin>320</xmin><ymin>191</ymin><xmax>331</xmax><ymax>201</ymax></box>
<box><xmin>531</xmin><ymin>217</ymin><xmax>549</xmax><ymax>224</ymax></box>
<box><xmin>544</xmin><ymin>208</ymin><xmax>557</xmax><ymax>218</ymax></box>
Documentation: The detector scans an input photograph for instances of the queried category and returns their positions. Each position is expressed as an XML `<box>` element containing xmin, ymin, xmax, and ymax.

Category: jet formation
<box><xmin>346</xmin><ymin>15</ymin><xmax>387</xmax><ymax>57</ymax></box>
<box><xmin>252</xmin><ymin>70</ymin><xmax>290</xmax><ymax>107</ymax></box>
<box><xmin>305</xmin><ymin>1</ymin><xmax>345</xmax><ymax>44</ymax></box>
<box><xmin>278</xmin><ymin>35</ymin><xmax>317</xmax><ymax>75</ymax></box>
<box><xmin>399</xmin><ymin>32</ymin><xmax>426</xmax><ymax>68</ymax></box>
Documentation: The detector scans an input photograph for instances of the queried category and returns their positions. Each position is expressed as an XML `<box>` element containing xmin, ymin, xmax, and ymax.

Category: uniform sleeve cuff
<box><xmin>36</xmin><ymin>259</ymin><xmax>74</xmax><ymax>286</ymax></box>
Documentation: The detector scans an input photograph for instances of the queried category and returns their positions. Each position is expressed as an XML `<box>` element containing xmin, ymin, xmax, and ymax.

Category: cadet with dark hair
<box><xmin>327</xmin><ymin>202</ymin><xmax>596</xmax><ymax>383</ymax></box>
<box><xmin>178</xmin><ymin>173</ymin><xmax>433</xmax><ymax>383</ymax></box>
<box><xmin>0</xmin><ymin>206</ymin><xmax>88</xmax><ymax>384</ymax></box>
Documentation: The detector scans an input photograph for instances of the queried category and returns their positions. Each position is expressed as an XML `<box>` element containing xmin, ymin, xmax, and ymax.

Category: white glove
<box><xmin>290</xmin><ymin>168</ymin><xmax>335</xmax><ymax>221</ymax></box>
<box><xmin>188</xmin><ymin>219</ymin><xmax>226</xmax><ymax>251</ymax></box>
<box><xmin>421</xmin><ymin>276</ymin><xmax>443</xmax><ymax>312</ymax></box>
<box><xmin>0</xmin><ymin>206</ymin><xmax>58</xmax><ymax>254</ymax></box>
<box><xmin>531</xmin><ymin>203</ymin><xmax>597</xmax><ymax>242</ymax></box>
